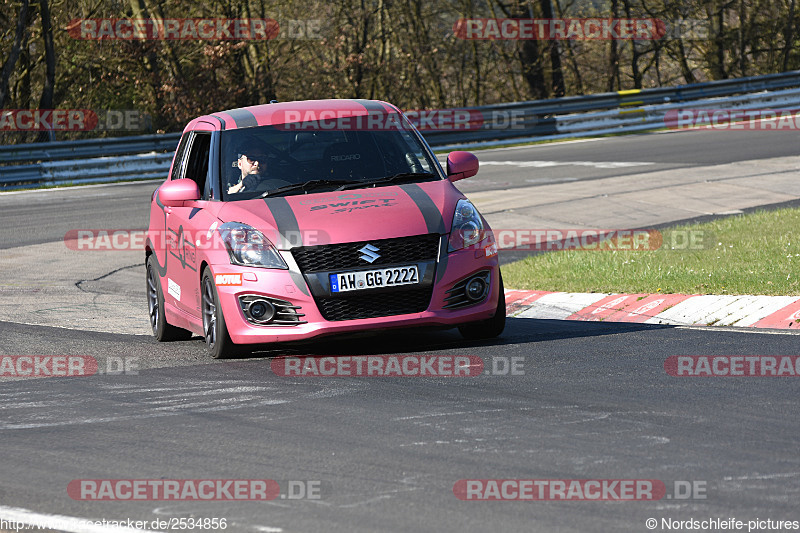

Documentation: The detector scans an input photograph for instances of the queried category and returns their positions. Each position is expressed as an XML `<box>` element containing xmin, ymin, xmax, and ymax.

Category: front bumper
<box><xmin>211</xmin><ymin>242</ymin><xmax>501</xmax><ymax>345</ymax></box>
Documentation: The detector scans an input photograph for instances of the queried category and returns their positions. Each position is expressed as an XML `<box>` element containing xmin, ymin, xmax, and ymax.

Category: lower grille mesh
<box><xmin>317</xmin><ymin>287</ymin><xmax>433</xmax><ymax>321</ymax></box>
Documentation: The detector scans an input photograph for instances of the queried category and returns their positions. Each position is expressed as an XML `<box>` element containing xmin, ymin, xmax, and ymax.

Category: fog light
<box><xmin>466</xmin><ymin>277</ymin><xmax>487</xmax><ymax>301</ymax></box>
<box><xmin>249</xmin><ymin>300</ymin><xmax>275</xmax><ymax>322</ymax></box>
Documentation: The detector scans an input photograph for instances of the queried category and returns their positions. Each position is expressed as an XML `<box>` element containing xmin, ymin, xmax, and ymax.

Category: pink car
<box><xmin>146</xmin><ymin>99</ymin><xmax>504</xmax><ymax>358</ymax></box>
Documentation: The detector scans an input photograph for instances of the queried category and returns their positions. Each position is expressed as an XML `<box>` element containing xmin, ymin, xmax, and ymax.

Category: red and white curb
<box><xmin>505</xmin><ymin>290</ymin><xmax>800</xmax><ymax>330</ymax></box>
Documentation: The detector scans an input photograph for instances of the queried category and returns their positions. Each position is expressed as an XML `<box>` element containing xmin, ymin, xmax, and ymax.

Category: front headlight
<box><xmin>448</xmin><ymin>199</ymin><xmax>485</xmax><ymax>252</ymax></box>
<box><xmin>218</xmin><ymin>222</ymin><xmax>288</xmax><ymax>269</ymax></box>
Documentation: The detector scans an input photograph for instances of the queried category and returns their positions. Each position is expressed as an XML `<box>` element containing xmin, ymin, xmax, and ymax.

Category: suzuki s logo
<box><xmin>358</xmin><ymin>244</ymin><xmax>380</xmax><ymax>263</ymax></box>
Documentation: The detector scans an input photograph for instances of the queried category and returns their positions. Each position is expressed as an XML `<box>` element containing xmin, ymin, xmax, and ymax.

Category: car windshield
<box><xmin>220</xmin><ymin>112</ymin><xmax>441</xmax><ymax>201</ymax></box>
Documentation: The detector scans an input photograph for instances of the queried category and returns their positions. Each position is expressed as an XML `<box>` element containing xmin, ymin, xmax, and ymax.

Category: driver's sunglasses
<box><xmin>240</xmin><ymin>153</ymin><xmax>265</xmax><ymax>163</ymax></box>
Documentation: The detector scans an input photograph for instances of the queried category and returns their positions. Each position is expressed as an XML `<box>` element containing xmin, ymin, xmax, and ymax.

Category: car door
<box><xmin>164</xmin><ymin>123</ymin><xmax>221</xmax><ymax>318</ymax></box>
<box><xmin>149</xmin><ymin>132</ymin><xmax>190</xmax><ymax>278</ymax></box>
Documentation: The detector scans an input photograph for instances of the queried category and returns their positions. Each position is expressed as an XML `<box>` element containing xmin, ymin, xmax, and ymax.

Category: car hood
<box><xmin>217</xmin><ymin>181</ymin><xmax>463</xmax><ymax>249</ymax></box>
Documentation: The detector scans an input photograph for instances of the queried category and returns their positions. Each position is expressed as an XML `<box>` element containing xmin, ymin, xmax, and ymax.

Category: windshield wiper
<box><xmin>260</xmin><ymin>179</ymin><xmax>364</xmax><ymax>198</ymax></box>
<box><xmin>338</xmin><ymin>172</ymin><xmax>438</xmax><ymax>190</ymax></box>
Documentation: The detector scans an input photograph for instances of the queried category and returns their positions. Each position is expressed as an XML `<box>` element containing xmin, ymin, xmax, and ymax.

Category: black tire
<box><xmin>146</xmin><ymin>255</ymin><xmax>192</xmax><ymax>341</ymax></box>
<box><xmin>201</xmin><ymin>268</ymin><xmax>238</xmax><ymax>359</ymax></box>
<box><xmin>458</xmin><ymin>271</ymin><xmax>506</xmax><ymax>340</ymax></box>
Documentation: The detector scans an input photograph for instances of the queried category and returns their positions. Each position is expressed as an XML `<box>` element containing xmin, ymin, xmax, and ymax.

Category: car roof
<box><xmin>184</xmin><ymin>99</ymin><xmax>402</xmax><ymax>132</ymax></box>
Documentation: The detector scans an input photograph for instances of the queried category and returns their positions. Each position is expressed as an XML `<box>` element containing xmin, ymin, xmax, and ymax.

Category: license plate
<box><xmin>330</xmin><ymin>266</ymin><xmax>419</xmax><ymax>293</ymax></box>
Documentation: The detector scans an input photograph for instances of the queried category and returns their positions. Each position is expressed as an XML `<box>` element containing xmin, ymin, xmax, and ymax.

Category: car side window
<box><xmin>184</xmin><ymin>133</ymin><xmax>211</xmax><ymax>200</ymax></box>
<box><xmin>170</xmin><ymin>133</ymin><xmax>191</xmax><ymax>181</ymax></box>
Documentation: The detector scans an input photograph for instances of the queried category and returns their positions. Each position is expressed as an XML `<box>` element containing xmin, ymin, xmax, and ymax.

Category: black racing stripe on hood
<box><xmin>399</xmin><ymin>183</ymin><xmax>446</xmax><ymax>235</ymax></box>
<box><xmin>210</xmin><ymin>114</ymin><xmax>227</xmax><ymax>131</ymax></box>
<box><xmin>436</xmin><ymin>235</ymin><xmax>449</xmax><ymax>283</ymax></box>
<box><xmin>264</xmin><ymin>197</ymin><xmax>302</xmax><ymax>249</ymax></box>
<box><xmin>400</xmin><ymin>183</ymin><xmax>449</xmax><ymax>281</ymax></box>
<box><xmin>225</xmin><ymin>108</ymin><xmax>259</xmax><ymax>129</ymax></box>
<box><xmin>264</xmin><ymin>197</ymin><xmax>309</xmax><ymax>296</ymax></box>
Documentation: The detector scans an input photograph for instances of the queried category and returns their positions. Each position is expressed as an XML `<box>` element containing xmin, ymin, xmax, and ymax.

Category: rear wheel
<box><xmin>201</xmin><ymin>268</ymin><xmax>238</xmax><ymax>359</ymax></box>
<box><xmin>458</xmin><ymin>271</ymin><xmax>506</xmax><ymax>340</ymax></box>
<box><xmin>146</xmin><ymin>255</ymin><xmax>192</xmax><ymax>341</ymax></box>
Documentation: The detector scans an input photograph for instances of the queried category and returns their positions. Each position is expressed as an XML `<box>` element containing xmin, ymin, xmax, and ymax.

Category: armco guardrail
<box><xmin>424</xmin><ymin>69</ymin><xmax>800</xmax><ymax>147</ymax></box>
<box><xmin>0</xmin><ymin>133</ymin><xmax>181</xmax><ymax>188</ymax></box>
<box><xmin>556</xmin><ymin>87</ymin><xmax>800</xmax><ymax>135</ymax></box>
<box><xmin>3</xmin><ymin>70</ymin><xmax>800</xmax><ymax>189</ymax></box>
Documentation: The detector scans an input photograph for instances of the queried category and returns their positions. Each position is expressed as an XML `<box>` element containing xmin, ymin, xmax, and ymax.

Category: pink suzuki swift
<box><xmin>146</xmin><ymin>99</ymin><xmax>504</xmax><ymax>358</ymax></box>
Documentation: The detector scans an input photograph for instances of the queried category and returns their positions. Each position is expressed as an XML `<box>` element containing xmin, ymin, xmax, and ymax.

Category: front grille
<box><xmin>292</xmin><ymin>233</ymin><xmax>440</xmax><ymax>272</ymax></box>
<box><xmin>316</xmin><ymin>287</ymin><xmax>433</xmax><ymax>321</ymax></box>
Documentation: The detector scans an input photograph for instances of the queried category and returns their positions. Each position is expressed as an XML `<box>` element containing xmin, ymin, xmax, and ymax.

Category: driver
<box><xmin>228</xmin><ymin>139</ymin><xmax>269</xmax><ymax>194</ymax></box>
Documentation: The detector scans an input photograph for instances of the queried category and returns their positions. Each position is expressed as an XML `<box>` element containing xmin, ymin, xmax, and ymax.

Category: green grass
<box><xmin>501</xmin><ymin>207</ymin><xmax>800</xmax><ymax>296</ymax></box>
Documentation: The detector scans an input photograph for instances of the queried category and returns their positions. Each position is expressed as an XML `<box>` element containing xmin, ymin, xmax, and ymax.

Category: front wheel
<box><xmin>458</xmin><ymin>271</ymin><xmax>506</xmax><ymax>340</ymax></box>
<box><xmin>201</xmin><ymin>268</ymin><xmax>238</xmax><ymax>359</ymax></box>
<box><xmin>146</xmin><ymin>255</ymin><xmax>192</xmax><ymax>341</ymax></box>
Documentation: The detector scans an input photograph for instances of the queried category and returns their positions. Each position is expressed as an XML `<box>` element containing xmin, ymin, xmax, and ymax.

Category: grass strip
<box><xmin>500</xmin><ymin>207</ymin><xmax>800</xmax><ymax>296</ymax></box>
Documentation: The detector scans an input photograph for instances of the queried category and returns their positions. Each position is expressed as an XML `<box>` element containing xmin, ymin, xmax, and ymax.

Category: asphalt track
<box><xmin>1</xmin><ymin>128</ymin><xmax>800</xmax><ymax>532</ymax></box>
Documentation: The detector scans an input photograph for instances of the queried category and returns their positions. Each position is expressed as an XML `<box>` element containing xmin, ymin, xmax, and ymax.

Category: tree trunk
<box><xmin>242</xmin><ymin>0</ymin><xmax>276</xmax><ymax>105</ymax></box>
<box><xmin>608</xmin><ymin>0</ymin><xmax>620</xmax><ymax>90</ymax></box>
<box><xmin>370</xmin><ymin>0</ymin><xmax>387</xmax><ymax>102</ymax></box>
<box><xmin>0</xmin><ymin>0</ymin><xmax>30</xmax><ymax>109</ymax></box>
<box><xmin>128</xmin><ymin>0</ymin><xmax>166</xmax><ymax>130</ymax></box>
<box><xmin>35</xmin><ymin>0</ymin><xmax>56</xmax><ymax>142</ymax></box>
<box><xmin>410</xmin><ymin>0</ymin><xmax>446</xmax><ymax>107</ymax></box>
<box><xmin>716</xmin><ymin>8</ymin><xmax>727</xmax><ymax>78</ymax></box>
<box><xmin>738</xmin><ymin>0</ymin><xmax>746</xmax><ymax>76</ymax></box>
<box><xmin>510</xmin><ymin>1</ymin><xmax>547</xmax><ymax>99</ymax></box>
<box><xmin>344</xmin><ymin>0</ymin><xmax>370</xmax><ymax>99</ymax></box>
<box><xmin>677</xmin><ymin>38</ymin><xmax>697</xmax><ymax>84</ymax></box>
<box><xmin>782</xmin><ymin>0</ymin><xmax>796</xmax><ymax>71</ymax></box>
<box><xmin>623</xmin><ymin>0</ymin><xmax>642</xmax><ymax>88</ymax></box>
<box><xmin>553</xmin><ymin>0</ymin><xmax>583</xmax><ymax>94</ymax></box>
<box><xmin>18</xmin><ymin>30</ymin><xmax>31</xmax><ymax>109</ymax></box>
<box><xmin>143</xmin><ymin>0</ymin><xmax>185</xmax><ymax>81</ymax></box>
<box><xmin>540</xmin><ymin>0</ymin><xmax>564</xmax><ymax>96</ymax></box>
<box><xmin>707</xmin><ymin>3</ymin><xmax>728</xmax><ymax>79</ymax></box>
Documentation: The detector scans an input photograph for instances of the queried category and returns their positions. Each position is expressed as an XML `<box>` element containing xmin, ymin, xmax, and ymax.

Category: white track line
<box><xmin>0</xmin><ymin>505</ymin><xmax>163</xmax><ymax>533</ymax></box>
<box><xmin>675</xmin><ymin>325</ymin><xmax>800</xmax><ymax>336</ymax></box>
